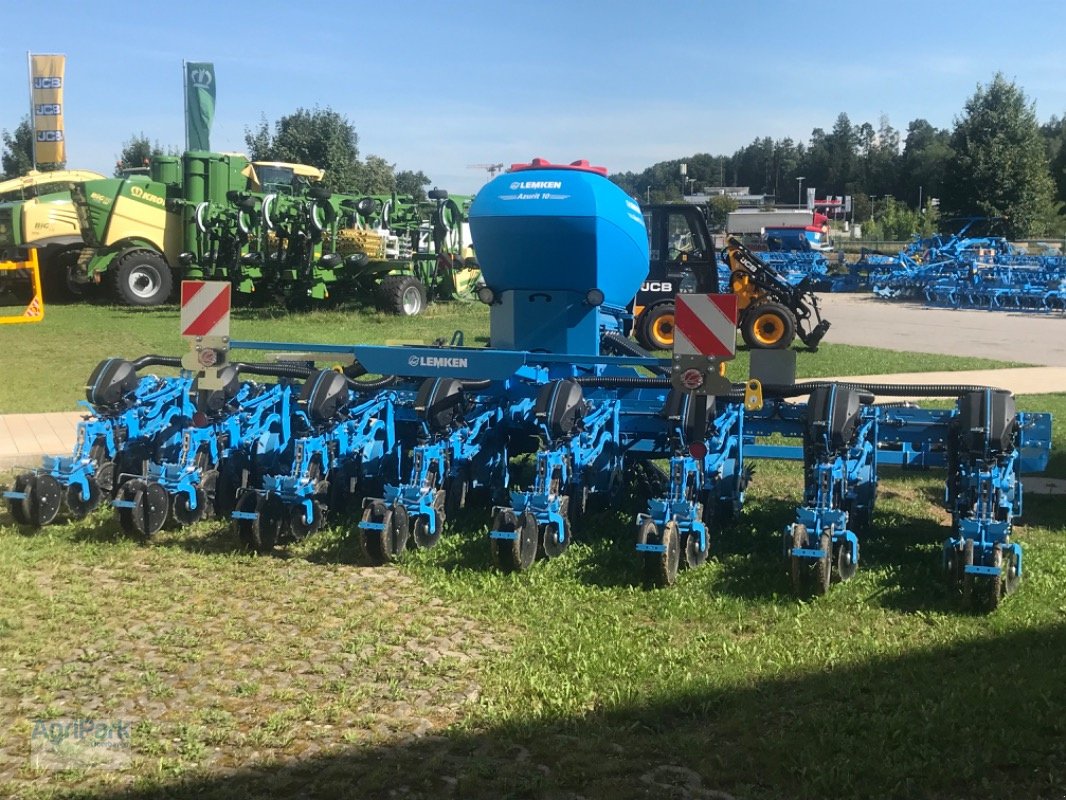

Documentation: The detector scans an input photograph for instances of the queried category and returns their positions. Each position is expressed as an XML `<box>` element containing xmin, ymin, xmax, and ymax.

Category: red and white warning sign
<box><xmin>673</xmin><ymin>293</ymin><xmax>738</xmax><ymax>358</ymax></box>
<box><xmin>180</xmin><ymin>281</ymin><xmax>231</xmax><ymax>339</ymax></box>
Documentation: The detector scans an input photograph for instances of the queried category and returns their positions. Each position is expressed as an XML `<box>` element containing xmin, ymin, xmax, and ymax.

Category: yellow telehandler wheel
<box><xmin>741</xmin><ymin>302</ymin><xmax>796</xmax><ymax>349</ymax></box>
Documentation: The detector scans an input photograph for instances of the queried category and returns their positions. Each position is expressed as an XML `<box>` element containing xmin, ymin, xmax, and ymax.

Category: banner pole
<box><xmin>26</xmin><ymin>51</ymin><xmax>36</xmax><ymax>170</ymax></box>
<box><xmin>182</xmin><ymin>60</ymin><xmax>188</xmax><ymax>152</ymax></box>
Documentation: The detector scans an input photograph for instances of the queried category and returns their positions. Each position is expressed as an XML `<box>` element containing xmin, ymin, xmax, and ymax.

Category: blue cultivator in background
<box><xmin>4</xmin><ymin>357</ymin><xmax>191</xmax><ymax>526</ymax></box>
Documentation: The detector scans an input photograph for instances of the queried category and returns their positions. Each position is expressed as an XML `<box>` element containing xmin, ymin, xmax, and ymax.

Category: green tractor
<box><xmin>71</xmin><ymin>152</ymin><xmax>324</xmax><ymax>306</ymax></box>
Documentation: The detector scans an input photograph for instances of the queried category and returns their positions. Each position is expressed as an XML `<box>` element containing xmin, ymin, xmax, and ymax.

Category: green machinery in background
<box><xmin>69</xmin><ymin>151</ymin><xmax>479</xmax><ymax>311</ymax></box>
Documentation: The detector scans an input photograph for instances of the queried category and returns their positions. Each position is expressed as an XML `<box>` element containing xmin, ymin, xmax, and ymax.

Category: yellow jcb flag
<box><xmin>29</xmin><ymin>53</ymin><xmax>66</xmax><ymax>166</ymax></box>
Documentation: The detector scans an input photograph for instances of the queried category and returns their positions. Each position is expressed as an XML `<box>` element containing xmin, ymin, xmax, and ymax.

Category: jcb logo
<box><xmin>33</xmin><ymin>77</ymin><xmax>62</xmax><ymax>89</ymax></box>
<box><xmin>36</xmin><ymin>130</ymin><xmax>64</xmax><ymax>142</ymax></box>
<box><xmin>35</xmin><ymin>104</ymin><xmax>61</xmax><ymax>116</ymax></box>
<box><xmin>641</xmin><ymin>281</ymin><xmax>673</xmax><ymax>293</ymax></box>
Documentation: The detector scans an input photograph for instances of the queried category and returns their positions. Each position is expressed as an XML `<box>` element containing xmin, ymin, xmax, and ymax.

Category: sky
<box><xmin>2</xmin><ymin>0</ymin><xmax>1064</xmax><ymax>195</ymax></box>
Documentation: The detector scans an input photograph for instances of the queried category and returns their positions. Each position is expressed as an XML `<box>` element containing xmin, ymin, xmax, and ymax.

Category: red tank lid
<box><xmin>508</xmin><ymin>157</ymin><xmax>608</xmax><ymax>177</ymax></box>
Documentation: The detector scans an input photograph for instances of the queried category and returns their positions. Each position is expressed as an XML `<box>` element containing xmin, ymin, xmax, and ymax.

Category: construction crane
<box><xmin>468</xmin><ymin>163</ymin><xmax>505</xmax><ymax>177</ymax></box>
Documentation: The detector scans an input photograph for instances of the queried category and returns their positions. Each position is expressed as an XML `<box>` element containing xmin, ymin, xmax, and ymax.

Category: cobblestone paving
<box><xmin>0</xmin><ymin>538</ymin><xmax>507</xmax><ymax>797</ymax></box>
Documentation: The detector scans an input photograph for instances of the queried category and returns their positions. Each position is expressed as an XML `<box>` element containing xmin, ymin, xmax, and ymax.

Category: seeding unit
<box><xmin>3</xmin><ymin>161</ymin><xmax>1053</xmax><ymax>609</ymax></box>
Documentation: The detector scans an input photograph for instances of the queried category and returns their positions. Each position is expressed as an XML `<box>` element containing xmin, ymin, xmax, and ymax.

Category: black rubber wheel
<box><xmin>255</xmin><ymin>494</ymin><xmax>287</xmax><ymax>553</ymax></box>
<box><xmin>8</xmin><ymin>474</ymin><xmax>32</xmax><ymax>525</ymax></box>
<box><xmin>741</xmin><ymin>302</ymin><xmax>796</xmax><ymax>350</ymax></box>
<box><xmin>413</xmin><ymin>490</ymin><xmax>446</xmax><ymax>549</ymax></box>
<box><xmin>636</xmin><ymin>303</ymin><xmax>676</xmax><ymax>351</ymax></box>
<box><xmin>961</xmin><ymin>539</ymin><xmax>975</xmax><ymax>608</ymax></box>
<box><xmin>118</xmin><ymin>480</ymin><xmax>169</xmax><ymax>538</ymax></box>
<box><xmin>362</xmin><ymin>502</ymin><xmax>409</xmax><ymax>565</ymax></box>
<box><xmin>111</xmin><ymin>250</ymin><xmax>173</xmax><ymax>307</ymax></box>
<box><xmin>836</xmin><ymin>539</ymin><xmax>859</xmax><ymax>582</ymax></box>
<box><xmin>379</xmin><ymin>275</ymin><xmax>427</xmax><ymax>316</ymax></box>
<box><xmin>683</xmin><ymin>529</ymin><xmax>710</xmax><ymax>569</ymax></box>
<box><xmin>28</xmin><ymin>473</ymin><xmax>62</xmax><ymax>527</ymax></box>
<box><xmin>444</xmin><ymin>476</ymin><xmax>468</xmax><ymax>517</ymax></box>
<box><xmin>65</xmin><ymin>479</ymin><xmax>102</xmax><ymax>520</ymax></box>
<box><xmin>289</xmin><ymin>499</ymin><xmax>324</xmax><ymax>540</ymax></box>
<box><xmin>42</xmin><ymin>249</ymin><xmax>87</xmax><ymax>302</ymax></box>
<box><xmin>95</xmin><ymin>462</ymin><xmax>117</xmax><ymax>495</ymax></box>
<box><xmin>987</xmin><ymin>545</ymin><xmax>1003</xmax><ymax>611</ymax></box>
<box><xmin>646</xmin><ymin>520</ymin><xmax>681</xmax><ymax>587</ymax></box>
<box><xmin>812</xmin><ymin>532</ymin><xmax>832</xmax><ymax>595</ymax></box>
<box><xmin>234</xmin><ymin>491</ymin><xmax>265</xmax><ymax>551</ymax></box>
<box><xmin>172</xmin><ymin>488</ymin><xmax>207</xmax><ymax>526</ymax></box>
<box><xmin>1003</xmin><ymin>547</ymin><xmax>1021</xmax><ymax>597</ymax></box>
<box><xmin>944</xmin><ymin>541</ymin><xmax>963</xmax><ymax>585</ymax></box>
<box><xmin>491</xmin><ymin>509</ymin><xmax>538</xmax><ymax>573</ymax></box>
<box><xmin>789</xmin><ymin>523</ymin><xmax>808</xmax><ymax>595</ymax></box>
<box><xmin>542</xmin><ymin>514</ymin><xmax>569</xmax><ymax>559</ymax></box>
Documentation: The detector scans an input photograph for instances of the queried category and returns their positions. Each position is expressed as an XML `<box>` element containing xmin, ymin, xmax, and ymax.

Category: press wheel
<box><xmin>789</xmin><ymin>524</ymin><xmax>808</xmax><ymax>595</ymax></box>
<box><xmin>65</xmin><ymin>479</ymin><xmax>102</xmax><ymax>520</ymax></box>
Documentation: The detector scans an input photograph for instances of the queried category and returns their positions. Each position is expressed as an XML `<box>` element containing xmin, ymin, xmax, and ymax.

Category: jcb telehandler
<box><xmin>631</xmin><ymin>205</ymin><xmax>830</xmax><ymax>351</ymax></box>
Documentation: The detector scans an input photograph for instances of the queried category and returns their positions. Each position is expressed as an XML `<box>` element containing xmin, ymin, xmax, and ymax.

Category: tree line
<box><xmin>611</xmin><ymin>74</ymin><xmax>1065</xmax><ymax>239</ymax></box>
<box><xmin>0</xmin><ymin>106</ymin><xmax>434</xmax><ymax>201</ymax></box>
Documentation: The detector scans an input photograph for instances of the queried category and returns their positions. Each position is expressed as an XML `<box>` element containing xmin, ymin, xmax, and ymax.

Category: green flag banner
<box><xmin>185</xmin><ymin>62</ymin><xmax>215</xmax><ymax>151</ymax></box>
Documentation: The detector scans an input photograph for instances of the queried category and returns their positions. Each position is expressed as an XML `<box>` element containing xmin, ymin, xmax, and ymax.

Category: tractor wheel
<box><xmin>636</xmin><ymin>303</ymin><xmax>676</xmax><ymax>351</ymax></box>
<box><xmin>490</xmin><ymin>509</ymin><xmax>538</xmax><ymax>573</ymax></box>
<box><xmin>379</xmin><ymin>275</ymin><xmax>427</xmax><ymax>316</ymax></box>
<box><xmin>111</xmin><ymin>250</ymin><xmax>173</xmax><ymax>307</ymax></box>
<box><xmin>42</xmin><ymin>249</ymin><xmax>88</xmax><ymax>303</ymax></box>
<box><xmin>741</xmin><ymin>302</ymin><xmax>796</xmax><ymax>349</ymax></box>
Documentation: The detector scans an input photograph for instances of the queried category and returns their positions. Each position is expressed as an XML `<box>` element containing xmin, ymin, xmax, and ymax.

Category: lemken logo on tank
<box><xmin>508</xmin><ymin>180</ymin><xmax>563</xmax><ymax>190</ymax></box>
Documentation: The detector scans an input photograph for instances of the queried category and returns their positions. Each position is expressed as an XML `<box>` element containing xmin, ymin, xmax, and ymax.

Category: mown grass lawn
<box><xmin>0</xmin><ymin>302</ymin><xmax>1062</xmax><ymax>799</ymax></box>
<box><xmin>0</xmin><ymin>300</ymin><xmax>1030</xmax><ymax>414</ymax></box>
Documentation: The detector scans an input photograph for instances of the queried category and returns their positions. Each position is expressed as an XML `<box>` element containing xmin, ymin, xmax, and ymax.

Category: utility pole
<box><xmin>796</xmin><ymin>176</ymin><xmax>805</xmax><ymax>209</ymax></box>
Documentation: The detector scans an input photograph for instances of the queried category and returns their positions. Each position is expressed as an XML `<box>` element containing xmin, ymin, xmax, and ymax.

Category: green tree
<box><xmin>358</xmin><ymin>155</ymin><xmax>396</xmax><ymax>195</ymax></box>
<box><xmin>2</xmin><ymin>118</ymin><xmax>37</xmax><ymax>178</ymax></box>
<box><xmin>114</xmin><ymin>134</ymin><xmax>168</xmax><ymax>175</ymax></box>
<box><xmin>245</xmin><ymin>106</ymin><xmax>366</xmax><ymax>193</ymax></box>
<box><xmin>705</xmin><ymin>194</ymin><xmax>738</xmax><ymax>231</ymax></box>
<box><xmin>395</xmin><ymin>169</ymin><xmax>432</xmax><ymax>201</ymax></box>
<box><xmin>897</xmin><ymin>119</ymin><xmax>953</xmax><ymax>209</ymax></box>
<box><xmin>942</xmin><ymin>74</ymin><xmax>1057</xmax><ymax>237</ymax></box>
<box><xmin>1041</xmin><ymin>115</ymin><xmax>1066</xmax><ymax>205</ymax></box>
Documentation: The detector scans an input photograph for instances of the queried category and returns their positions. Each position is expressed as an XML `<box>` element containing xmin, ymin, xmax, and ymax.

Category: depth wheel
<box><xmin>961</xmin><ymin>539</ymin><xmax>975</xmax><ymax>608</ymax></box>
<box><xmin>490</xmin><ymin>509</ymin><xmax>538</xmax><ymax>573</ymax></box>
<box><xmin>813</xmin><ymin>532</ymin><xmax>832</xmax><ymax>595</ymax></box>
<box><xmin>412</xmin><ymin>490</ymin><xmax>445</xmax><ymax>549</ymax></box>
<box><xmin>944</xmin><ymin>540</ymin><xmax>964</xmax><ymax>586</ymax></box>
<box><xmin>11</xmin><ymin>473</ymin><xmax>62</xmax><ymax>527</ymax></box>
<box><xmin>987</xmin><ymin>545</ymin><xmax>1003</xmax><ymax>611</ymax></box>
<box><xmin>836</xmin><ymin>539</ymin><xmax>859</xmax><ymax>582</ymax></box>
<box><xmin>642</xmin><ymin>519</ymin><xmax>680</xmax><ymax>588</ymax></box>
<box><xmin>1003</xmin><ymin>547</ymin><xmax>1021</xmax><ymax>597</ymax></box>
<box><xmin>542</xmin><ymin>508</ymin><xmax>569</xmax><ymax>560</ymax></box>
<box><xmin>683</xmin><ymin>530</ymin><xmax>710</xmax><ymax>570</ymax></box>
<box><xmin>118</xmin><ymin>480</ymin><xmax>169</xmax><ymax>538</ymax></box>
<box><xmin>361</xmin><ymin>502</ymin><xmax>409</xmax><ymax>565</ymax></box>
<box><xmin>234</xmin><ymin>491</ymin><xmax>266</xmax><ymax>551</ymax></box>
<box><xmin>789</xmin><ymin>524</ymin><xmax>808</xmax><ymax>595</ymax></box>
<box><xmin>290</xmin><ymin>499</ymin><xmax>324</xmax><ymax>541</ymax></box>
